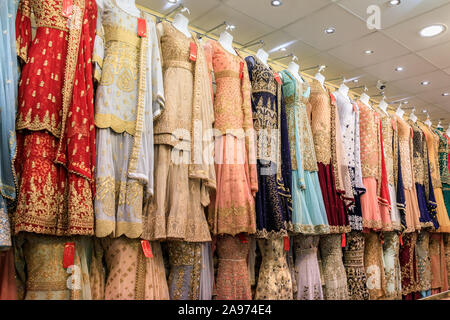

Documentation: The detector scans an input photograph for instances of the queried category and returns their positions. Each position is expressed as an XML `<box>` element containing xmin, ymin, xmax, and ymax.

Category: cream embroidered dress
<box><xmin>93</xmin><ymin>0</ymin><xmax>164</xmax><ymax>238</ymax></box>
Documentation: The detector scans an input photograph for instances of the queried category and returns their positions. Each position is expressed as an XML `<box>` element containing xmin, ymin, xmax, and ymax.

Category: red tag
<box><xmin>330</xmin><ymin>92</ymin><xmax>336</xmax><ymax>106</ymax></box>
<box><xmin>341</xmin><ymin>233</ymin><xmax>346</xmax><ymax>248</ymax></box>
<box><xmin>61</xmin><ymin>0</ymin><xmax>73</xmax><ymax>18</ymax></box>
<box><xmin>410</xmin><ymin>127</ymin><xmax>414</xmax><ymax>139</ymax></box>
<box><xmin>189</xmin><ymin>42</ymin><xmax>197</xmax><ymax>62</ymax></box>
<box><xmin>238</xmin><ymin>233</ymin><xmax>248</xmax><ymax>243</ymax></box>
<box><xmin>400</xmin><ymin>236</ymin><xmax>403</xmax><ymax>246</ymax></box>
<box><xmin>239</xmin><ymin>62</ymin><xmax>244</xmax><ymax>79</ymax></box>
<box><xmin>137</xmin><ymin>18</ymin><xmax>147</xmax><ymax>38</ymax></box>
<box><xmin>274</xmin><ymin>73</ymin><xmax>282</xmax><ymax>85</ymax></box>
<box><xmin>63</xmin><ymin>242</ymin><xmax>75</xmax><ymax>269</ymax></box>
<box><xmin>141</xmin><ymin>240</ymin><xmax>153</xmax><ymax>258</ymax></box>
<box><xmin>284</xmin><ymin>236</ymin><xmax>290</xmax><ymax>251</ymax></box>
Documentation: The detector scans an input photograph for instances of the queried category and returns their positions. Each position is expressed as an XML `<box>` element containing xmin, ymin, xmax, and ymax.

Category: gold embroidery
<box><xmin>95</xmin><ymin>113</ymin><xmax>136</xmax><ymax>135</ymax></box>
<box><xmin>104</xmin><ymin>24</ymin><xmax>141</xmax><ymax>48</ymax></box>
<box><xmin>28</xmin><ymin>0</ymin><xmax>70</xmax><ymax>32</ymax></box>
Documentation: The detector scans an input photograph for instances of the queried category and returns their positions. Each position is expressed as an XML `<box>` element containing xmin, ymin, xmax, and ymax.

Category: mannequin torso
<box><xmin>338</xmin><ymin>83</ymin><xmax>349</xmax><ymax>99</ymax></box>
<box><xmin>256</xmin><ymin>48</ymin><xmax>269</xmax><ymax>68</ymax></box>
<box><xmin>378</xmin><ymin>100</ymin><xmax>389</xmax><ymax>115</ymax></box>
<box><xmin>314</xmin><ymin>72</ymin><xmax>325</xmax><ymax>90</ymax></box>
<box><xmin>360</xmin><ymin>93</ymin><xmax>371</xmax><ymax>108</ymax></box>
<box><xmin>287</xmin><ymin>61</ymin><xmax>304</xmax><ymax>83</ymax></box>
<box><xmin>115</xmin><ymin>0</ymin><xmax>140</xmax><ymax>17</ymax></box>
<box><xmin>219</xmin><ymin>31</ymin><xmax>237</xmax><ymax>56</ymax></box>
<box><xmin>172</xmin><ymin>13</ymin><xmax>192</xmax><ymax>38</ymax></box>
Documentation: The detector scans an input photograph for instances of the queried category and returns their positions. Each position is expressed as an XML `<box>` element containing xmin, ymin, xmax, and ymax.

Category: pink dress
<box><xmin>357</xmin><ymin>101</ymin><xmax>392</xmax><ymax>231</ymax></box>
<box><xmin>204</xmin><ymin>40</ymin><xmax>258</xmax><ymax>236</ymax></box>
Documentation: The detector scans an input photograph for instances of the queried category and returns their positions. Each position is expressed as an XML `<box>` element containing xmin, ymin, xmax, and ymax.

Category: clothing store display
<box><xmin>292</xmin><ymin>235</ymin><xmax>323</xmax><ymax>300</ymax></box>
<box><xmin>357</xmin><ymin>101</ymin><xmax>392</xmax><ymax>232</ymax></box>
<box><xmin>382</xmin><ymin>232</ymin><xmax>402</xmax><ymax>299</ymax></box>
<box><xmin>15</xmin><ymin>0</ymin><xmax>97</xmax><ymax>236</ymax></box>
<box><xmin>246</xmin><ymin>56</ymin><xmax>292</xmax><ymax>238</ymax></box>
<box><xmin>254</xmin><ymin>238</ymin><xmax>293</xmax><ymax>300</ymax></box>
<box><xmin>204</xmin><ymin>40</ymin><xmax>257</xmax><ymax>236</ymax></box>
<box><xmin>343</xmin><ymin>231</ymin><xmax>370</xmax><ymax>300</ymax></box>
<box><xmin>319</xmin><ymin>234</ymin><xmax>349</xmax><ymax>299</ymax></box>
<box><xmin>94</xmin><ymin>0</ymin><xmax>164</xmax><ymax>239</ymax></box>
<box><xmin>280</xmin><ymin>70</ymin><xmax>329</xmax><ymax>235</ymax></box>
<box><xmin>2</xmin><ymin>0</ymin><xmax>450</xmax><ymax>302</ymax></box>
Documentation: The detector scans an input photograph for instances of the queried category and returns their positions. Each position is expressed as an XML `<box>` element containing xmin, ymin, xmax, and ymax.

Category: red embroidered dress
<box><xmin>15</xmin><ymin>0</ymin><xmax>97</xmax><ymax>235</ymax></box>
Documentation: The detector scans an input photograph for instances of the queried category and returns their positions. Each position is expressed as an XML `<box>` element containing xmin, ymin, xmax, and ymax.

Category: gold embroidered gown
<box><xmin>146</xmin><ymin>21</ymin><xmax>215</xmax><ymax>242</ymax></box>
<box><xmin>93</xmin><ymin>0</ymin><xmax>165</xmax><ymax>238</ymax></box>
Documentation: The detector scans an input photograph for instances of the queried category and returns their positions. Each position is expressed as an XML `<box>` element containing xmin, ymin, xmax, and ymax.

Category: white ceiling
<box><xmin>137</xmin><ymin>0</ymin><xmax>450</xmax><ymax>126</ymax></box>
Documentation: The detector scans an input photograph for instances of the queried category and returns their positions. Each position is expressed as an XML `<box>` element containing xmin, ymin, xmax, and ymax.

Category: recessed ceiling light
<box><xmin>364</xmin><ymin>50</ymin><xmax>374</xmax><ymax>54</ymax></box>
<box><xmin>420</xmin><ymin>24</ymin><xmax>446</xmax><ymax>37</ymax></box>
<box><xmin>271</xmin><ymin>0</ymin><xmax>283</xmax><ymax>6</ymax></box>
<box><xmin>353</xmin><ymin>79</ymin><xmax>359</xmax><ymax>83</ymax></box>
<box><xmin>403</xmin><ymin>101</ymin><xmax>409</xmax><ymax>104</ymax></box>
<box><xmin>442</xmin><ymin>93</ymin><xmax>449</xmax><ymax>96</ymax></box>
<box><xmin>421</xmin><ymin>81</ymin><xmax>431</xmax><ymax>86</ymax></box>
<box><xmin>167</xmin><ymin>0</ymin><xmax>177</xmax><ymax>3</ymax></box>
<box><xmin>395</xmin><ymin>66</ymin><xmax>404</xmax><ymax>72</ymax></box>
<box><xmin>325</xmin><ymin>27</ymin><xmax>336</xmax><ymax>34</ymax></box>
<box><xmin>388</xmin><ymin>0</ymin><xmax>401</xmax><ymax>6</ymax></box>
<box><xmin>280</xmin><ymin>47</ymin><xmax>287</xmax><ymax>52</ymax></box>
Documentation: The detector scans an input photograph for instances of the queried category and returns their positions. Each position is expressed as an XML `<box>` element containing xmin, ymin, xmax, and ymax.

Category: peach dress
<box><xmin>204</xmin><ymin>40</ymin><xmax>258</xmax><ymax>236</ymax></box>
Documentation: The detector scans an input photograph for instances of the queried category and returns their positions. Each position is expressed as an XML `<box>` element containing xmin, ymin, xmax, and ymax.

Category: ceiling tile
<box><xmin>336</xmin><ymin>0</ymin><xmax>450</xmax><ymax>29</ymax></box>
<box><xmin>189</xmin><ymin>4</ymin><xmax>275</xmax><ymax>45</ymax></box>
<box><xmin>416</xmin><ymin>40</ymin><xmax>450</xmax><ymax>68</ymax></box>
<box><xmin>383</xmin><ymin>3</ymin><xmax>450</xmax><ymax>52</ymax></box>
<box><xmin>362</xmin><ymin>53</ymin><xmax>437</xmax><ymax>82</ymax></box>
<box><xmin>136</xmin><ymin>0</ymin><xmax>221</xmax><ymax>21</ymax></box>
<box><xmin>283</xmin><ymin>3</ymin><xmax>371</xmax><ymax>51</ymax></box>
<box><xmin>221</xmin><ymin>0</ymin><xmax>330</xmax><ymax>29</ymax></box>
<box><xmin>391</xmin><ymin>70</ymin><xmax>450</xmax><ymax>94</ymax></box>
<box><xmin>298</xmin><ymin>52</ymin><xmax>357</xmax><ymax>80</ymax></box>
<box><xmin>327</xmin><ymin>31</ymin><xmax>410</xmax><ymax>68</ymax></box>
<box><xmin>418</xmin><ymin>85</ymin><xmax>450</xmax><ymax>104</ymax></box>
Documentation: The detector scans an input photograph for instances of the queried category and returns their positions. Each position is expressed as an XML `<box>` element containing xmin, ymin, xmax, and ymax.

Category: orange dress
<box><xmin>204</xmin><ymin>40</ymin><xmax>258</xmax><ymax>236</ymax></box>
<box><xmin>396</xmin><ymin>117</ymin><xmax>421</xmax><ymax>233</ymax></box>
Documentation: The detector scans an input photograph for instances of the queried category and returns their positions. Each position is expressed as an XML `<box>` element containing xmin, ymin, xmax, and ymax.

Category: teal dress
<box><xmin>0</xmin><ymin>0</ymin><xmax>19</xmax><ymax>248</ymax></box>
<box><xmin>280</xmin><ymin>71</ymin><xmax>329</xmax><ymax>235</ymax></box>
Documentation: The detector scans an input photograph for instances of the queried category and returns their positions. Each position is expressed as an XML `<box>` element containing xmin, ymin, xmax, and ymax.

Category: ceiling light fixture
<box><xmin>271</xmin><ymin>0</ymin><xmax>283</xmax><ymax>6</ymax></box>
<box><xmin>280</xmin><ymin>47</ymin><xmax>287</xmax><ymax>51</ymax></box>
<box><xmin>325</xmin><ymin>27</ymin><xmax>336</xmax><ymax>34</ymax></box>
<box><xmin>395</xmin><ymin>66</ymin><xmax>404</xmax><ymax>72</ymax></box>
<box><xmin>353</xmin><ymin>79</ymin><xmax>359</xmax><ymax>83</ymax></box>
<box><xmin>167</xmin><ymin>0</ymin><xmax>177</xmax><ymax>3</ymax></box>
<box><xmin>442</xmin><ymin>93</ymin><xmax>449</xmax><ymax>96</ymax></box>
<box><xmin>421</xmin><ymin>81</ymin><xmax>431</xmax><ymax>86</ymax></box>
<box><xmin>364</xmin><ymin>50</ymin><xmax>374</xmax><ymax>54</ymax></box>
<box><xmin>419</xmin><ymin>24</ymin><xmax>446</xmax><ymax>37</ymax></box>
<box><xmin>388</xmin><ymin>0</ymin><xmax>401</xmax><ymax>6</ymax></box>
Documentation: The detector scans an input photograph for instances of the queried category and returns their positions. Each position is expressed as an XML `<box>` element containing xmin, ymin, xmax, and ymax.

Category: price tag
<box><xmin>137</xmin><ymin>18</ymin><xmax>147</xmax><ymax>38</ymax></box>
<box><xmin>238</xmin><ymin>233</ymin><xmax>248</xmax><ymax>243</ymax></box>
<box><xmin>189</xmin><ymin>42</ymin><xmax>197</xmax><ymax>62</ymax></box>
<box><xmin>239</xmin><ymin>61</ymin><xmax>244</xmax><ymax>79</ymax></box>
<box><xmin>61</xmin><ymin>0</ymin><xmax>73</xmax><ymax>18</ymax></box>
<box><xmin>341</xmin><ymin>233</ymin><xmax>346</xmax><ymax>248</ymax></box>
<box><xmin>274</xmin><ymin>73</ymin><xmax>282</xmax><ymax>85</ymax></box>
<box><xmin>284</xmin><ymin>236</ymin><xmax>290</xmax><ymax>251</ymax></box>
<box><xmin>141</xmin><ymin>240</ymin><xmax>153</xmax><ymax>258</ymax></box>
<box><xmin>63</xmin><ymin>242</ymin><xmax>75</xmax><ymax>269</ymax></box>
<box><xmin>400</xmin><ymin>235</ymin><xmax>403</xmax><ymax>246</ymax></box>
<box><xmin>330</xmin><ymin>92</ymin><xmax>336</xmax><ymax>105</ymax></box>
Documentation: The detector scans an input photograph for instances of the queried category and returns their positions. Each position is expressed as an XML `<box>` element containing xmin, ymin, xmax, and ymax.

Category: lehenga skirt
<box><xmin>144</xmin><ymin>144</ymin><xmax>211</xmax><ymax>242</ymax></box>
<box><xmin>291</xmin><ymin>170</ymin><xmax>329</xmax><ymax>235</ymax></box>
<box><xmin>317</xmin><ymin>163</ymin><xmax>349</xmax><ymax>234</ymax></box>
<box><xmin>399</xmin><ymin>232</ymin><xmax>419</xmax><ymax>297</ymax></box>
<box><xmin>360</xmin><ymin>177</ymin><xmax>391</xmax><ymax>231</ymax></box>
<box><xmin>404</xmin><ymin>187</ymin><xmax>422</xmax><ymax>233</ymax></box>
<box><xmin>208</xmin><ymin>135</ymin><xmax>256</xmax><ymax>236</ymax></box>
<box><xmin>416</xmin><ymin>183</ymin><xmax>437</xmax><ymax>229</ymax></box>
<box><xmin>429</xmin><ymin>233</ymin><xmax>449</xmax><ymax>293</ymax></box>
<box><xmin>343</xmin><ymin>232</ymin><xmax>370</xmax><ymax>300</ymax></box>
<box><xmin>102</xmin><ymin>237</ymin><xmax>170</xmax><ymax>300</ymax></box>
